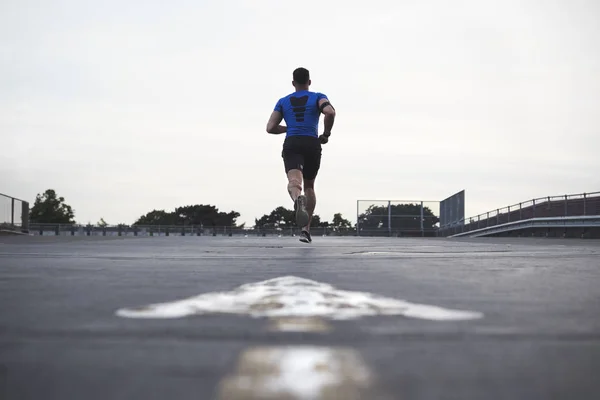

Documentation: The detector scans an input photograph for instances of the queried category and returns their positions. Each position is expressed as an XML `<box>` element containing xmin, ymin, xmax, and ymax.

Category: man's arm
<box><xmin>266</xmin><ymin>110</ymin><xmax>286</xmax><ymax>134</ymax></box>
<box><xmin>266</xmin><ymin>99</ymin><xmax>286</xmax><ymax>134</ymax></box>
<box><xmin>318</xmin><ymin>97</ymin><xmax>336</xmax><ymax>136</ymax></box>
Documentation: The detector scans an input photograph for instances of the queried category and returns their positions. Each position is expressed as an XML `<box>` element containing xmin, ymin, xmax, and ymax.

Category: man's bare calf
<box><xmin>303</xmin><ymin>179</ymin><xmax>316</xmax><ymax>232</ymax></box>
<box><xmin>286</xmin><ymin>170</ymin><xmax>303</xmax><ymax>201</ymax></box>
<box><xmin>287</xmin><ymin>169</ymin><xmax>309</xmax><ymax>227</ymax></box>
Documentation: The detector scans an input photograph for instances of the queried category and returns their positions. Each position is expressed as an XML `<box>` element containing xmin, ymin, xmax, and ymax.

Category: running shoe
<box><xmin>294</xmin><ymin>195</ymin><xmax>310</xmax><ymax>228</ymax></box>
<box><xmin>299</xmin><ymin>229</ymin><xmax>312</xmax><ymax>243</ymax></box>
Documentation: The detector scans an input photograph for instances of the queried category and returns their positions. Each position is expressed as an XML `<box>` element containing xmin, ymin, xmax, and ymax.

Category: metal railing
<box><xmin>438</xmin><ymin>191</ymin><xmax>600</xmax><ymax>237</ymax></box>
<box><xmin>0</xmin><ymin>192</ymin><xmax>29</xmax><ymax>233</ymax></box>
<box><xmin>452</xmin><ymin>215</ymin><xmax>600</xmax><ymax>238</ymax></box>
<box><xmin>27</xmin><ymin>223</ymin><xmax>357</xmax><ymax>237</ymax></box>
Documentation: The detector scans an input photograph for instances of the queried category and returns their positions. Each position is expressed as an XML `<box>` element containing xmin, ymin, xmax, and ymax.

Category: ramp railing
<box><xmin>437</xmin><ymin>191</ymin><xmax>600</xmax><ymax>237</ymax></box>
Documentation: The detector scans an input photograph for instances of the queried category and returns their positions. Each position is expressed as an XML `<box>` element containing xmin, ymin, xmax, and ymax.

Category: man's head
<box><xmin>292</xmin><ymin>67</ymin><xmax>311</xmax><ymax>90</ymax></box>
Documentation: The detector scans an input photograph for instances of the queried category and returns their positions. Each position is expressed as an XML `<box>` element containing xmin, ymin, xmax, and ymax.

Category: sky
<box><xmin>1</xmin><ymin>0</ymin><xmax>599</xmax><ymax>227</ymax></box>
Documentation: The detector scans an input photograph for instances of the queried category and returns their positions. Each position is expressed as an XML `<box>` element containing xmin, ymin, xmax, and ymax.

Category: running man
<box><xmin>266</xmin><ymin>67</ymin><xmax>336</xmax><ymax>243</ymax></box>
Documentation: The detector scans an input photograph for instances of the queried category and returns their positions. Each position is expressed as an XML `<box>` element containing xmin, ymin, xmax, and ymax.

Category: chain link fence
<box><xmin>0</xmin><ymin>193</ymin><xmax>29</xmax><ymax>234</ymax></box>
<box><xmin>356</xmin><ymin>200</ymin><xmax>440</xmax><ymax>237</ymax></box>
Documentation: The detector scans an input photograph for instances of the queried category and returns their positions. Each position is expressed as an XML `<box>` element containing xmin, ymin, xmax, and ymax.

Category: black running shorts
<box><xmin>281</xmin><ymin>135</ymin><xmax>322</xmax><ymax>180</ymax></box>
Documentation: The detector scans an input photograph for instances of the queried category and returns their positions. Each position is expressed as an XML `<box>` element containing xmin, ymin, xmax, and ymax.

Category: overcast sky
<box><xmin>1</xmin><ymin>0</ymin><xmax>599</xmax><ymax>226</ymax></box>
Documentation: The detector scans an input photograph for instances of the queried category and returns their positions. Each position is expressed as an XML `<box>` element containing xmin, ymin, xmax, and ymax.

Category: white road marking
<box><xmin>216</xmin><ymin>346</ymin><xmax>378</xmax><ymax>400</ymax></box>
<box><xmin>358</xmin><ymin>251</ymin><xmax>402</xmax><ymax>255</ymax></box>
<box><xmin>115</xmin><ymin>276</ymin><xmax>483</xmax><ymax>321</ymax></box>
<box><xmin>268</xmin><ymin>317</ymin><xmax>332</xmax><ymax>333</ymax></box>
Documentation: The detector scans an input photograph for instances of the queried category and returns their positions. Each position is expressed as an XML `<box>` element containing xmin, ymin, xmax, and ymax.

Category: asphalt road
<box><xmin>1</xmin><ymin>235</ymin><xmax>599</xmax><ymax>399</ymax></box>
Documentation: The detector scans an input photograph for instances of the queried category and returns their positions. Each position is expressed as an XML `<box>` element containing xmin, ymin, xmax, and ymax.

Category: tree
<box><xmin>174</xmin><ymin>205</ymin><xmax>241</xmax><ymax>227</ymax></box>
<box><xmin>133</xmin><ymin>204</ymin><xmax>241</xmax><ymax>227</ymax></box>
<box><xmin>254</xmin><ymin>206</ymin><xmax>330</xmax><ymax>229</ymax></box>
<box><xmin>310</xmin><ymin>214</ymin><xmax>330</xmax><ymax>227</ymax></box>
<box><xmin>332</xmin><ymin>213</ymin><xmax>352</xmax><ymax>229</ymax></box>
<box><xmin>357</xmin><ymin>203</ymin><xmax>439</xmax><ymax>235</ymax></box>
<box><xmin>133</xmin><ymin>210</ymin><xmax>178</xmax><ymax>225</ymax></box>
<box><xmin>29</xmin><ymin>189</ymin><xmax>75</xmax><ymax>224</ymax></box>
<box><xmin>254</xmin><ymin>206</ymin><xmax>296</xmax><ymax>229</ymax></box>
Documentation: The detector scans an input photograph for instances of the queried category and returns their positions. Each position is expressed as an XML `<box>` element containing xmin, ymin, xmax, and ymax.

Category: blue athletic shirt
<box><xmin>274</xmin><ymin>90</ymin><xmax>328</xmax><ymax>138</ymax></box>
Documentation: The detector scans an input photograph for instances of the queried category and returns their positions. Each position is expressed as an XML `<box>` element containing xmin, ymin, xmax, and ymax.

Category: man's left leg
<box><xmin>287</xmin><ymin>169</ymin><xmax>310</xmax><ymax>228</ymax></box>
<box><xmin>298</xmin><ymin>178</ymin><xmax>316</xmax><ymax>243</ymax></box>
<box><xmin>286</xmin><ymin>169</ymin><xmax>303</xmax><ymax>202</ymax></box>
<box><xmin>298</xmin><ymin>146</ymin><xmax>321</xmax><ymax>243</ymax></box>
<box><xmin>282</xmin><ymin>144</ymin><xmax>310</xmax><ymax>228</ymax></box>
<box><xmin>304</xmin><ymin>179</ymin><xmax>316</xmax><ymax>226</ymax></box>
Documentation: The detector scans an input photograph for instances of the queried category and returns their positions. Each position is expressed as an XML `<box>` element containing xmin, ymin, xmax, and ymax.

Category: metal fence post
<box><xmin>519</xmin><ymin>203</ymin><xmax>522</xmax><ymax>220</ymax></box>
<box><xmin>564</xmin><ymin>195</ymin><xmax>568</xmax><ymax>216</ymax></box>
<box><xmin>356</xmin><ymin>200</ymin><xmax>360</xmax><ymax>237</ymax></box>
<box><xmin>10</xmin><ymin>198</ymin><xmax>14</xmax><ymax>226</ymax></box>
<box><xmin>584</xmin><ymin>193</ymin><xmax>587</xmax><ymax>215</ymax></box>
<box><xmin>420</xmin><ymin>201</ymin><xmax>424</xmax><ymax>237</ymax></box>
<box><xmin>21</xmin><ymin>201</ymin><xmax>29</xmax><ymax>233</ymax></box>
<box><xmin>387</xmin><ymin>201</ymin><xmax>391</xmax><ymax>237</ymax></box>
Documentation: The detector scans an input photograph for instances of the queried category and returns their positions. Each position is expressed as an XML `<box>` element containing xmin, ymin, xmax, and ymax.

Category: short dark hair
<box><xmin>293</xmin><ymin>67</ymin><xmax>310</xmax><ymax>84</ymax></box>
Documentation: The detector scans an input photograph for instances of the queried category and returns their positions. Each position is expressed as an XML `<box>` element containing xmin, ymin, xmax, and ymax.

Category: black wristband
<box><xmin>323</xmin><ymin>131</ymin><xmax>331</xmax><ymax>137</ymax></box>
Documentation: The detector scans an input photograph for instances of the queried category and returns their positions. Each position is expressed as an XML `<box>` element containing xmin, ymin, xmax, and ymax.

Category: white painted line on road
<box><xmin>359</xmin><ymin>251</ymin><xmax>402</xmax><ymax>255</ymax></box>
<box><xmin>267</xmin><ymin>317</ymin><xmax>332</xmax><ymax>333</ymax></box>
<box><xmin>115</xmin><ymin>276</ymin><xmax>483</xmax><ymax>321</ymax></box>
<box><xmin>216</xmin><ymin>346</ymin><xmax>377</xmax><ymax>400</ymax></box>
<box><xmin>354</xmin><ymin>250</ymin><xmax>511</xmax><ymax>255</ymax></box>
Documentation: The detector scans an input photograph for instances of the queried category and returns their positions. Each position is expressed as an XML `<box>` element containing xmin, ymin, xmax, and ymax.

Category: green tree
<box><xmin>358</xmin><ymin>203</ymin><xmax>439</xmax><ymax>235</ymax></box>
<box><xmin>332</xmin><ymin>213</ymin><xmax>352</xmax><ymax>229</ymax></box>
<box><xmin>174</xmin><ymin>204</ymin><xmax>241</xmax><ymax>227</ymax></box>
<box><xmin>310</xmin><ymin>214</ymin><xmax>330</xmax><ymax>227</ymax></box>
<box><xmin>133</xmin><ymin>205</ymin><xmax>241</xmax><ymax>227</ymax></box>
<box><xmin>254</xmin><ymin>206</ymin><xmax>330</xmax><ymax>229</ymax></box>
<box><xmin>254</xmin><ymin>206</ymin><xmax>295</xmax><ymax>229</ymax></box>
<box><xmin>29</xmin><ymin>189</ymin><xmax>75</xmax><ymax>224</ymax></box>
<box><xmin>133</xmin><ymin>210</ymin><xmax>178</xmax><ymax>225</ymax></box>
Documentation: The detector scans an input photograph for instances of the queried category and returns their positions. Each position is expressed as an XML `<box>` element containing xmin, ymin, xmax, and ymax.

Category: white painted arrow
<box><xmin>115</xmin><ymin>276</ymin><xmax>483</xmax><ymax>321</ymax></box>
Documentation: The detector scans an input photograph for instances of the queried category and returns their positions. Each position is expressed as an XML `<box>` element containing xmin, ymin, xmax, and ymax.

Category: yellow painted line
<box><xmin>215</xmin><ymin>346</ymin><xmax>383</xmax><ymax>400</ymax></box>
<box><xmin>267</xmin><ymin>317</ymin><xmax>332</xmax><ymax>333</ymax></box>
